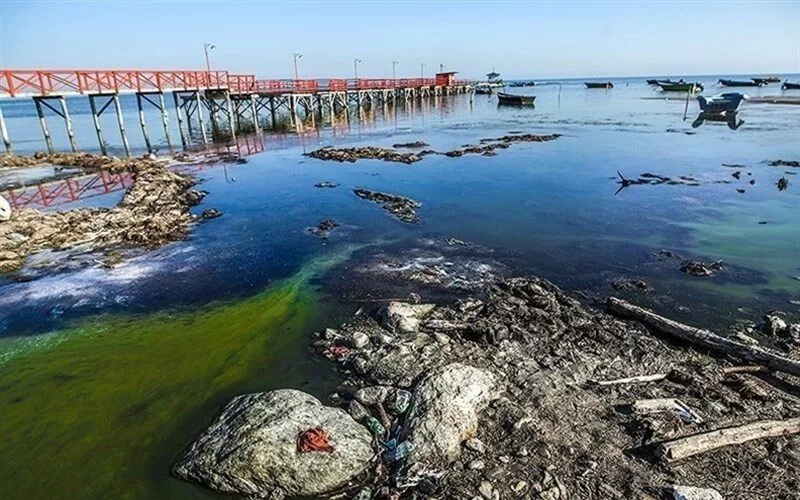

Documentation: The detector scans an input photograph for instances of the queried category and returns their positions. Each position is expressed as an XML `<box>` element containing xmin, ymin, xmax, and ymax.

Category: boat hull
<box><xmin>659</xmin><ymin>83</ymin><xmax>703</xmax><ymax>92</ymax></box>
<box><xmin>585</xmin><ymin>82</ymin><xmax>613</xmax><ymax>89</ymax></box>
<box><xmin>719</xmin><ymin>79</ymin><xmax>762</xmax><ymax>87</ymax></box>
<box><xmin>497</xmin><ymin>92</ymin><xmax>536</xmax><ymax>106</ymax></box>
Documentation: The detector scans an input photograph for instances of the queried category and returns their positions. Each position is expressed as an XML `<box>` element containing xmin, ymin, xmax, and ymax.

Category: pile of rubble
<box><xmin>0</xmin><ymin>156</ymin><xmax>219</xmax><ymax>273</ymax></box>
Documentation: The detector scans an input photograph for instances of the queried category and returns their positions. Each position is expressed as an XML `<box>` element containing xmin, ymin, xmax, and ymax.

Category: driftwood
<box><xmin>607</xmin><ymin>297</ymin><xmax>800</xmax><ymax>377</ymax></box>
<box><xmin>657</xmin><ymin>417</ymin><xmax>800</xmax><ymax>462</ymax></box>
<box><xmin>722</xmin><ymin>365</ymin><xmax>767</xmax><ymax>375</ymax></box>
<box><xmin>589</xmin><ymin>373</ymin><xmax>667</xmax><ymax>386</ymax></box>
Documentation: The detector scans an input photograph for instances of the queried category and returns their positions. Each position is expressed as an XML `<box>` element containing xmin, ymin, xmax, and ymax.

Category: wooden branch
<box><xmin>657</xmin><ymin>417</ymin><xmax>800</xmax><ymax>462</ymax></box>
<box><xmin>632</xmin><ymin>398</ymin><xmax>703</xmax><ymax>424</ymax></box>
<box><xmin>589</xmin><ymin>373</ymin><xmax>667</xmax><ymax>386</ymax></box>
<box><xmin>722</xmin><ymin>365</ymin><xmax>767</xmax><ymax>375</ymax></box>
<box><xmin>607</xmin><ymin>297</ymin><xmax>800</xmax><ymax>378</ymax></box>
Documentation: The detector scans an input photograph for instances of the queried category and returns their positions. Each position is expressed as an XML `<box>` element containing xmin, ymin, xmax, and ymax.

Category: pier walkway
<box><xmin>0</xmin><ymin>69</ymin><xmax>473</xmax><ymax>156</ymax></box>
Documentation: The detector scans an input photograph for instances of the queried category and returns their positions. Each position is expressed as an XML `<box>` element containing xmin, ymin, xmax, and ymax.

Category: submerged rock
<box><xmin>353</xmin><ymin>188</ymin><xmax>421</xmax><ymax>223</ymax></box>
<box><xmin>767</xmin><ymin>159</ymin><xmax>799</xmax><ymax>168</ymax></box>
<box><xmin>173</xmin><ymin>390</ymin><xmax>373</xmax><ymax>498</ymax></box>
<box><xmin>309</xmin><ymin>219</ymin><xmax>339</xmax><ymax>239</ymax></box>
<box><xmin>401</xmin><ymin>363</ymin><xmax>500</xmax><ymax>466</ymax></box>
<box><xmin>200</xmin><ymin>208</ymin><xmax>222</xmax><ymax>220</ymax></box>
<box><xmin>393</xmin><ymin>141</ymin><xmax>429</xmax><ymax>149</ymax></box>
<box><xmin>315</xmin><ymin>181</ymin><xmax>339</xmax><ymax>188</ymax></box>
<box><xmin>307</xmin><ymin>146</ymin><xmax>422</xmax><ymax>164</ymax></box>
<box><xmin>680</xmin><ymin>259</ymin><xmax>723</xmax><ymax>277</ymax></box>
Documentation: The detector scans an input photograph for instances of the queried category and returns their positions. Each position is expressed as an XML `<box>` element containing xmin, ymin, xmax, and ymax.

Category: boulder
<box><xmin>173</xmin><ymin>389</ymin><xmax>374</xmax><ymax>498</ymax></box>
<box><xmin>762</xmin><ymin>313</ymin><xmax>788</xmax><ymax>336</ymax></box>
<box><xmin>380</xmin><ymin>301</ymin><xmax>436</xmax><ymax>333</ymax></box>
<box><xmin>0</xmin><ymin>194</ymin><xmax>10</xmax><ymax>222</ymax></box>
<box><xmin>671</xmin><ymin>485</ymin><xmax>724</xmax><ymax>500</ymax></box>
<box><xmin>402</xmin><ymin>363</ymin><xmax>500</xmax><ymax>466</ymax></box>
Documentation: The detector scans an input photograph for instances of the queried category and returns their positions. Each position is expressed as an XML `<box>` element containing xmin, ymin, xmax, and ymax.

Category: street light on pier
<box><xmin>204</xmin><ymin>43</ymin><xmax>215</xmax><ymax>74</ymax></box>
<box><xmin>420</xmin><ymin>62</ymin><xmax>427</xmax><ymax>81</ymax></box>
<box><xmin>354</xmin><ymin>58</ymin><xmax>362</xmax><ymax>82</ymax></box>
<box><xmin>293</xmin><ymin>53</ymin><xmax>303</xmax><ymax>81</ymax></box>
<box><xmin>393</xmin><ymin>61</ymin><xmax>399</xmax><ymax>86</ymax></box>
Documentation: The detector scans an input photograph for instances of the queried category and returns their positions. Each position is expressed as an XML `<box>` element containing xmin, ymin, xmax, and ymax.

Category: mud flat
<box><xmin>0</xmin><ymin>153</ymin><xmax>220</xmax><ymax>273</ymax></box>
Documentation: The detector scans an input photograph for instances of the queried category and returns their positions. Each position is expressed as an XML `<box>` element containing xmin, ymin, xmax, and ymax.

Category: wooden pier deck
<box><xmin>0</xmin><ymin>69</ymin><xmax>474</xmax><ymax>155</ymax></box>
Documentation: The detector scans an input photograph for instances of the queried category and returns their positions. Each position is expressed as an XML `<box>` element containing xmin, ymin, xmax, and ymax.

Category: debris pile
<box><xmin>306</xmin><ymin>147</ymin><xmax>423</xmax><ymax>164</ymax></box>
<box><xmin>353</xmin><ymin>188</ymin><xmax>421</xmax><ymax>223</ymax></box>
<box><xmin>0</xmin><ymin>161</ymin><xmax>217</xmax><ymax>273</ymax></box>
<box><xmin>303</xmin><ymin>275</ymin><xmax>800</xmax><ymax>499</ymax></box>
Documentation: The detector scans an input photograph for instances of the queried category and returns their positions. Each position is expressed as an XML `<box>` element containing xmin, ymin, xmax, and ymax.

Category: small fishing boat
<box><xmin>659</xmin><ymin>82</ymin><xmax>704</xmax><ymax>92</ymax></box>
<box><xmin>497</xmin><ymin>92</ymin><xmax>536</xmax><ymax>106</ymax></box>
<box><xmin>647</xmin><ymin>78</ymin><xmax>674</xmax><ymax>85</ymax></box>
<box><xmin>474</xmin><ymin>83</ymin><xmax>495</xmax><ymax>94</ymax></box>
<box><xmin>718</xmin><ymin>79</ymin><xmax>762</xmax><ymax>87</ymax></box>
<box><xmin>697</xmin><ymin>93</ymin><xmax>747</xmax><ymax>113</ymax></box>
<box><xmin>782</xmin><ymin>81</ymin><xmax>800</xmax><ymax>90</ymax></box>
<box><xmin>585</xmin><ymin>82</ymin><xmax>613</xmax><ymax>89</ymax></box>
<box><xmin>508</xmin><ymin>81</ymin><xmax>536</xmax><ymax>87</ymax></box>
<box><xmin>754</xmin><ymin>76</ymin><xmax>781</xmax><ymax>83</ymax></box>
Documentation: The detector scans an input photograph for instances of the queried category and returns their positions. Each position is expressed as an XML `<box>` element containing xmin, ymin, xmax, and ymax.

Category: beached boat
<box><xmin>659</xmin><ymin>82</ymin><xmax>703</xmax><ymax>92</ymax></box>
<box><xmin>697</xmin><ymin>93</ymin><xmax>747</xmax><ymax>113</ymax></box>
<box><xmin>497</xmin><ymin>92</ymin><xmax>536</xmax><ymax>106</ymax></box>
<box><xmin>782</xmin><ymin>81</ymin><xmax>800</xmax><ymax>90</ymax></box>
<box><xmin>585</xmin><ymin>82</ymin><xmax>613</xmax><ymax>89</ymax></box>
<box><xmin>719</xmin><ymin>79</ymin><xmax>762</xmax><ymax>87</ymax></box>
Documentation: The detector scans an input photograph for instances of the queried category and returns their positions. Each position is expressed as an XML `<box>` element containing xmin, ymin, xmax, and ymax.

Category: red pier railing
<box><xmin>1</xmin><ymin>170</ymin><xmax>133</xmax><ymax>209</ymax></box>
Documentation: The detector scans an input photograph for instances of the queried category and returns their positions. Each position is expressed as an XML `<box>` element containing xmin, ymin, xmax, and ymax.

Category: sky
<box><xmin>1</xmin><ymin>0</ymin><xmax>798</xmax><ymax>80</ymax></box>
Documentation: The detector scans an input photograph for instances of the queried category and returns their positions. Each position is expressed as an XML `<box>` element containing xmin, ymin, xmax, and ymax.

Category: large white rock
<box><xmin>173</xmin><ymin>390</ymin><xmax>374</xmax><ymax>498</ymax></box>
<box><xmin>0</xmin><ymin>195</ymin><xmax>11</xmax><ymax>222</ymax></box>
<box><xmin>402</xmin><ymin>363</ymin><xmax>499</xmax><ymax>466</ymax></box>
<box><xmin>672</xmin><ymin>485</ymin><xmax>724</xmax><ymax>500</ymax></box>
<box><xmin>380</xmin><ymin>301</ymin><xmax>436</xmax><ymax>333</ymax></box>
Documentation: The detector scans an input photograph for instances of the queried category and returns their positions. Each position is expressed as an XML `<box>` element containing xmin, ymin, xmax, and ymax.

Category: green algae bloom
<box><xmin>0</xmin><ymin>248</ymin><xmax>354</xmax><ymax>499</ymax></box>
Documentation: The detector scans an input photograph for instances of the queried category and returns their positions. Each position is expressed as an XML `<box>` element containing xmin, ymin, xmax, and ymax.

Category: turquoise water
<box><xmin>0</xmin><ymin>75</ymin><xmax>798</xmax><ymax>498</ymax></box>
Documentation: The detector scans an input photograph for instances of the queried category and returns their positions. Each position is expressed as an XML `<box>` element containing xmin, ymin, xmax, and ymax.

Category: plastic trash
<box><xmin>364</xmin><ymin>416</ymin><xmax>386</xmax><ymax>438</ymax></box>
<box><xmin>352</xmin><ymin>486</ymin><xmax>372</xmax><ymax>500</ymax></box>
<box><xmin>388</xmin><ymin>389</ymin><xmax>412</xmax><ymax>415</ymax></box>
<box><xmin>383</xmin><ymin>439</ymin><xmax>414</xmax><ymax>463</ymax></box>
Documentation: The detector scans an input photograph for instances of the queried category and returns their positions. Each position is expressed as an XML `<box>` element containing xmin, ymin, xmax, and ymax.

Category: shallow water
<box><xmin>0</xmin><ymin>76</ymin><xmax>799</xmax><ymax>498</ymax></box>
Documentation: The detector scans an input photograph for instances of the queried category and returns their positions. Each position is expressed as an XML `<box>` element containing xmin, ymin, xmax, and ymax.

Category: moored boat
<box><xmin>782</xmin><ymin>81</ymin><xmax>800</xmax><ymax>90</ymax></box>
<box><xmin>497</xmin><ymin>92</ymin><xmax>536</xmax><ymax>106</ymax></box>
<box><xmin>719</xmin><ymin>79</ymin><xmax>762</xmax><ymax>87</ymax></box>
<box><xmin>659</xmin><ymin>82</ymin><xmax>703</xmax><ymax>92</ymax></box>
<box><xmin>697</xmin><ymin>93</ymin><xmax>747</xmax><ymax>113</ymax></box>
<box><xmin>647</xmin><ymin>78</ymin><xmax>674</xmax><ymax>85</ymax></box>
<box><xmin>585</xmin><ymin>82</ymin><xmax>613</xmax><ymax>89</ymax></box>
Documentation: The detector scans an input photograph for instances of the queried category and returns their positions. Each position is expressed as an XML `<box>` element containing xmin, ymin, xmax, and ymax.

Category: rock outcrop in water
<box><xmin>173</xmin><ymin>390</ymin><xmax>373</xmax><ymax>498</ymax></box>
<box><xmin>307</xmin><ymin>146</ymin><xmax>423</xmax><ymax>164</ymax></box>
<box><xmin>0</xmin><ymin>158</ymin><xmax>218</xmax><ymax>273</ymax></box>
<box><xmin>353</xmin><ymin>188</ymin><xmax>421</xmax><ymax>223</ymax></box>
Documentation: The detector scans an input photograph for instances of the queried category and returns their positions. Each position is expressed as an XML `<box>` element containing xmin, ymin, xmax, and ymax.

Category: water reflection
<box><xmin>691</xmin><ymin>110</ymin><xmax>744</xmax><ymax>130</ymax></box>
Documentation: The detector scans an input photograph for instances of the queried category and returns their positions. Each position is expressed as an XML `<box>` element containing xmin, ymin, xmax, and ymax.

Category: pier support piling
<box><xmin>195</xmin><ymin>91</ymin><xmax>209</xmax><ymax>144</ymax></box>
<box><xmin>157</xmin><ymin>92</ymin><xmax>173</xmax><ymax>149</ymax></box>
<box><xmin>57</xmin><ymin>97</ymin><xmax>78</xmax><ymax>152</ymax></box>
<box><xmin>135</xmin><ymin>93</ymin><xmax>152</xmax><ymax>152</ymax></box>
<box><xmin>87</xmin><ymin>95</ymin><xmax>108</xmax><ymax>155</ymax></box>
<box><xmin>250</xmin><ymin>94</ymin><xmax>261</xmax><ymax>133</ymax></box>
<box><xmin>172</xmin><ymin>92</ymin><xmax>188</xmax><ymax>149</ymax></box>
<box><xmin>112</xmin><ymin>94</ymin><xmax>131</xmax><ymax>157</ymax></box>
<box><xmin>33</xmin><ymin>97</ymin><xmax>54</xmax><ymax>153</ymax></box>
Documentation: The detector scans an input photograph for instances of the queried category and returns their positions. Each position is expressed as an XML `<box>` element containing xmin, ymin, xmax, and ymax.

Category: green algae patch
<box><xmin>0</xmin><ymin>252</ymin><xmax>350</xmax><ymax>499</ymax></box>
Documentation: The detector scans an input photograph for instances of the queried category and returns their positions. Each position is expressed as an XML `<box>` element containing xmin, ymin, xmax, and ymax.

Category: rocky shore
<box><xmin>175</xmin><ymin>268</ymin><xmax>800</xmax><ymax>499</ymax></box>
<box><xmin>354</xmin><ymin>188</ymin><xmax>422</xmax><ymax>223</ymax></box>
<box><xmin>0</xmin><ymin>153</ymin><xmax>220</xmax><ymax>273</ymax></box>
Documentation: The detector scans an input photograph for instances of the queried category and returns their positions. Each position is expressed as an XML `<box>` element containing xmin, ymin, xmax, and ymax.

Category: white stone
<box><xmin>0</xmin><ymin>195</ymin><xmax>11</xmax><ymax>222</ymax></box>
<box><xmin>403</xmin><ymin>363</ymin><xmax>499</xmax><ymax>466</ymax></box>
<box><xmin>173</xmin><ymin>390</ymin><xmax>373</xmax><ymax>498</ymax></box>
<box><xmin>672</xmin><ymin>485</ymin><xmax>724</xmax><ymax>500</ymax></box>
<box><xmin>380</xmin><ymin>301</ymin><xmax>436</xmax><ymax>333</ymax></box>
<box><xmin>351</xmin><ymin>331</ymin><xmax>370</xmax><ymax>349</ymax></box>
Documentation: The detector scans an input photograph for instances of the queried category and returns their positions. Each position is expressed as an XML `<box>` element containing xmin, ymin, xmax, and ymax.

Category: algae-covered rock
<box><xmin>173</xmin><ymin>389</ymin><xmax>373</xmax><ymax>498</ymax></box>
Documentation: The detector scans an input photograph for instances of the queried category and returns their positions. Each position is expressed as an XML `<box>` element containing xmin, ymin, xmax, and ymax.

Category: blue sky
<box><xmin>1</xmin><ymin>0</ymin><xmax>798</xmax><ymax>79</ymax></box>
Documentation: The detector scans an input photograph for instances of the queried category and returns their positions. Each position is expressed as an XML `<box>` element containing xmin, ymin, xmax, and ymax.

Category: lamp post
<box><xmin>393</xmin><ymin>61</ymin><xmax>398</xmax><ymax>87</ymax></box>
<box><xmin>204</xmin><ymin>43</ymin><xmax>215</xmax><ymax>74</ymax></box>
<box><xmin>354</xmin><ymin>58</ymin><xmax>362</xmax><ymax>90</ymax></box>
<box><xmin>293</xmin><ymin>53</ymin><xmax>302</xmax><ymax>81</ymax></box>
<box><xmin>420</xmin><ymin>63</ymin><xmax>426</xmax><ymax>81</ymax></box>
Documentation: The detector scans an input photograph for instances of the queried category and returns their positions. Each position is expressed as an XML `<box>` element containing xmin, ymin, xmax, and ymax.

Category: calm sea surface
<box><xmin>0</xmin><ymin>75</ymin><xmax>799</xmax><ymax>498</ymax></box>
